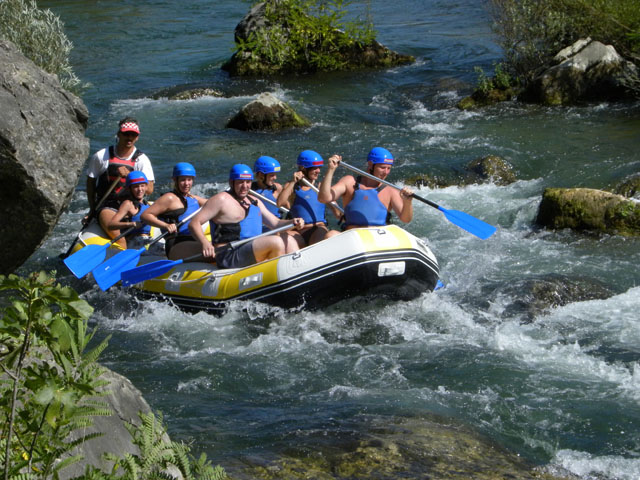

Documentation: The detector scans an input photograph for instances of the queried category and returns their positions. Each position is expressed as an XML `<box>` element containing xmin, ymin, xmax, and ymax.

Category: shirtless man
<box><xmin>318</xmin><ymin>147</ymin><xmax>414</xmax><ymax>238</ymax></box>
<box><xmin>189</xmin><ymin>164</ymin><xmax>304</xmax><ymax>269</ymax></box>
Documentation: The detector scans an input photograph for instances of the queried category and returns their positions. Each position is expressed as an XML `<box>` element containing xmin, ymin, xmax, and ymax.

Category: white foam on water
<box><xmin>553</xmin><ymin>449</ymin><xmax>640</xmax><ymax>480</ymax></box>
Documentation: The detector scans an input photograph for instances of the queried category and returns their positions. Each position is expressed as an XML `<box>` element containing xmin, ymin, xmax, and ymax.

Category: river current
<box><xmin>22</xmin><ymin>1</ymin><xmax>640</xmax><ymax>478</ymax></box>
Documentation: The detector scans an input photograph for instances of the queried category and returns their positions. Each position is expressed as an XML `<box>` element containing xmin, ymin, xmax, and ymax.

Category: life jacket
<box><xmin>344</xmin><ymin>177</ymin><xmax>390</xmax><ymax>227</ymax></box>
<box><xmin>158</xmin><ymin>191</ymin><xmax>200</xmax><ymax>236</ymax></box>
<box><xmin>211</xmin><ymin>194</ymin><xmax>262</xmax><ymax>244</ymax></box>
<box><xmin>251</xmin><ymin>182</ymin><xmax>281</xmax><ymax>218</ymax></box>
<box><xmin>96</xmin><ymin>146</ymin><xmax>144</xmax><ymax>201</ymax></box>
<box><xmin>290</xmin><ymin>183</ymin><xmax>326</xmax><ymax>224</ymax></box>
<box><xmin>126</xmin><ymin>200</ymin><xmax>151</xmax><ymax>236</ymax></box>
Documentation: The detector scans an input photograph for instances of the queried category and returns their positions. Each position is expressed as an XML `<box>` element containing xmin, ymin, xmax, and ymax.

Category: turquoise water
<box><xmin>24</xmin><ymin>1</ymin><xmax>640</xmax><ymax>478</ymax></box>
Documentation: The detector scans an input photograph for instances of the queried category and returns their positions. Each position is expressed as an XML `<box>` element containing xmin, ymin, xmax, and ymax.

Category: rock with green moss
<box><xmin>226</xmin><ymin>92</ymin><xmax>310</xmax><ymax>131</ymax></box>
<box><xmin>536</xmin><ymin>187</ymin><xmax>640</xmax><ymax>236</ymax></box>
<box><xmin>241</xmin><ymin>414</ymin><xmax>576</xmax><ymax>480</ymax></box>
<box><xmin>222</xmin><ymin>1</ymin><xmax>414</xmax><ymax>76</ymax></box>
<box><xmin>457</xmin><ymin>84</ymin><xmax>519</xmax><ymax>110</ymax></box>
<box><xmin>467</xmin><ymin>155</ymin><xmax>517</xmax><ymax>185</ymax></box>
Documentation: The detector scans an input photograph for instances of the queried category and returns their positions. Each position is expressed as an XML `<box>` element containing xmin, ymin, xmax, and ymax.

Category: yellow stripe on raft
<box><xmin>353</xmin><ymin>224</ymin><xmax>412</xmax><ymax>251</ymax></box>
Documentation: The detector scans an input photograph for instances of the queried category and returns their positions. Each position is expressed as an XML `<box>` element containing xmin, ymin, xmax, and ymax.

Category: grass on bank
<box><xmin>0</xmin><ymin>0</ymin><xmax>80</xmax><ymax>91</ymax></box>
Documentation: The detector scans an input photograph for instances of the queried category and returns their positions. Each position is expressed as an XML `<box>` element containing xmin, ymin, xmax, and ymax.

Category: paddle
<box><xmin>120</xmin><ymin>222</ymin><xmax>297</xmax><ymax>286</ymax></box>
<box><xmin>300</xmin><ymin>177</ymin><xmax>344</xmax><ymax>214</ymax></box>
<box><xmin>63</xmin><ymin>226</ymin><xmax>136</xmax><ymax>278</ymax></box>
<box><xmin>61</xmin><ymin>175</ymin><xmax>122</xmax><ymax>259</ymax></box>
<box><xmin>91</xmin><ymin>208</ymin><xmax>202</xmax><ymax>291</ymax></box>
<box><xmin>249</xmin><ymin>189</ymin><xmax>290</xmax><ymax>214</ymax></box>
<box><xmin>340</xmin><ymin>161</ymin><xmax>497</xmax><ymax>240</ymax></box>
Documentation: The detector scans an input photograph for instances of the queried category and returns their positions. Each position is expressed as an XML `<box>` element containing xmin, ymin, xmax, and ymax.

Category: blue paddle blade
<box><xmin>121</xmin><ymin>259</ymin><xmax>184</xmax><ymax>286</ymax></box>
<box><xmin>92</xmin><ymin>248</ymin><xmax>144</xmax><ymax>291</ymax></box>
<box><xmin>439</xmin><ymin>207</ymin><xmax>497</xmax><ymax>240</ymax></box>
<box><xmin>63</xmin><ymin>243</ymin><xmax>111</xmax><ymax>278</ymax></box>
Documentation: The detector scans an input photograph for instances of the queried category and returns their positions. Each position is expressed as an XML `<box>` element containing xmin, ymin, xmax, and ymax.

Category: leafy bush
<box><xmin>0</xmin><ymin>272</ymin><xmax>226</xmax><ymax>480</ymax></box>
<box><xmin>489</xmin><ymin>0</ymin><xmax>640</xmax><ymax>82</ymax></box>
<box><xmin>0</xmin><ymin>0</ymin><xmax>80</xmax><ymax>90</ymax></box>
<box><xmin>236</xmin><ymin>0</ymin><xmax>377</xmax><ymax>73</ymax></box>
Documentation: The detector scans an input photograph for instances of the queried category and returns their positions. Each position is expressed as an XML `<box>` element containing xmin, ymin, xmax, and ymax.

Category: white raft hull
<box><xmin>72</xmin><ymin>224</ymin><xmax>439</xmax><ymax>313</ymax></box>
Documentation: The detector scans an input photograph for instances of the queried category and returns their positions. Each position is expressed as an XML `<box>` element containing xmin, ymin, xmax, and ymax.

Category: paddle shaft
<box><xmin>249</xmin><ymin>189</ymin><xmax>290</xmax><ymax>214</ymax></box>
<box><xmin>62</xmin><ymin>176</ymin><xmax>123</xmax><ymax>258</ymax></box>
<box><xmin>147</xmin><ymin>207</ymin><xmax>202</xmax><ymax>247</ymax></box>
<box><xmin>300</xmin><ymin>177</ymin><xmax>344</xmax><ymax>213</ymax></box>
<box><xmin>339</xmin><ymin>161</ymin><xmax>438</xmax><ymax>209</ymax></box>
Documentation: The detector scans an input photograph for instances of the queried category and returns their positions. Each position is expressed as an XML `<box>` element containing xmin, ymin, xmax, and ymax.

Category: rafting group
<box><xmin>70</xmin><ymin>116</ymin><xmax>424</xmax><ymax>272</ymax></box>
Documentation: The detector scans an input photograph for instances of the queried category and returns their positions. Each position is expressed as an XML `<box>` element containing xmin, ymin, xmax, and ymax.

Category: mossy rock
<box><xmin>457</xmin><ymin>86</ymin><xmax>519</xmax><ymax>110</ymax></box>
<box><xmin>466</xmin><ymin>155</ymin><xmax>517</xmax><ymax>186</ymax></box>
<box><xmin>226</xmin><ymin>92</ymin><xmax>310</xmax><ymax>131</ymax></box>
<box><xmin>240</xmin><ymin>414</ymin><xmax>575</xmax><ymax>480</ymax></box>
<box><xmin>536</xmin><ymin>187</ymin><xmax>640</xmax><ymax>236</ymax></box>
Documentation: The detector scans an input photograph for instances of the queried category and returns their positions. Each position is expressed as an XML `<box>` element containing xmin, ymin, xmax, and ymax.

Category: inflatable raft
<box><xmin>69</xmin><ymin>222</ymin><xmax>440</xmax><ymax>313</ymax></box>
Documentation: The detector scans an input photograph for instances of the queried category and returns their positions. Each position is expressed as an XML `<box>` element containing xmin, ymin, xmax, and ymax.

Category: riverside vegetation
<box><xmin>0</xmin><ymin>272</ymin><xmax>227</xmax><ymax>479</ymax></box>
<box><xmin>474</xmin><ymin>0</ymin><xmax>640</xmax><ymax>96</ymax></box>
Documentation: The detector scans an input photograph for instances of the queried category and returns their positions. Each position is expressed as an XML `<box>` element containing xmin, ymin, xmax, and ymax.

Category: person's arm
<box><xmin>278</xmin><ymin>178</ymin><xmax>299</xmax><ymax>209</ymax></box>
<box><xmin>189</xmin><ymin>195</ymin><xmax>221</xmax><ymax>258</ymax></box>
<box><xmin>107</xmin><ymin>201</ymin><xmax>137</xmax><ymax>230</ymax></box>
<box><xmin>390</xmin><ymin>187</ymin><xmax>414</xmax><ymax>224</ymax></box>
<box><xmin>318</xmin><ymin>155</ymin><xmax>345</xmax><ymax>204</ymax></box>
<box><xmin>86</xmin><ymin>177</ymin><xmax>97</xmax><ymax>212</ymax></box>
<box><xmin>258</xmin><ymin>199</ymin><xmax>304</xmax><ymax>230</ymax></box>
<box><xmin>141</xmin><ymin>194</ymin><xmax>177</xmax><ymax>233</ymax></box>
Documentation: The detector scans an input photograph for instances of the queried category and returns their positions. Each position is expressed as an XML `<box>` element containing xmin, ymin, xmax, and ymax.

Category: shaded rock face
<box><xmin>222</xmin><ymin>1</ymin><xmax>414</xmax><ymax>76</ymax></box>
<box><xmin>0</xmin><ymin>39</ymin><xmax>89</xmax><ymax>274</ymax></box>
<box><xmin>536</xmin><ymin>187</ymin><xmax>640</xmax><ymax>236</ymax></box>
<box><xmin>239</xmin><ymin>414</ymin><xmax>575</xmax><ymax>480</ymax></box>
<box><xmin>226</xmin><ymin>92</ymin><xmax>310</xmax><ymax>131</ymax></box>
<box><xmin>61</xmin><ymin>368</ymin><xmax>159</xmax><ymax>480</ymax></box>
<box><xmin>612</xmin><ymin>173</ymin><xmax>640</xmax><ymax>199</ymax></box>
<box><xmin>521</xmin><ymin>38</ymin><xmax>640</xmax><ymax>105</ymax></box>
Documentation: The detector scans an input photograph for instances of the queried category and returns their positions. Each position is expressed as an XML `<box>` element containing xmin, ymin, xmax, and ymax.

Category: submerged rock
<box><xmin>611</xmin><ymin>173</ymin><xmax>640</xmax><ymax>199</ymax></box>
<box><xmin>0</xmin><ymin>39</ymin><xmax>89</xmax><ymax>274</ymax></box>
<box><xmin>536</xmin><ymin>187</ymin><xmax>640</xmax><ymax>236</ymax></box>
<box><xmin>226</xmin><ymin>92</ymin><xmax>310</xmax><ymax>131</ymax></box>
<box><xmin>482</xmin><ymin>274</ymin><xmax>615</xmax><ymax>322</ymax></box>
<box><xmin>521</xmin><ymin>38</ymin><xmax>640</xmax><ymax>105</ymax></box>
<box><xmin>222</xmin><ymin>1</ymin><xmax>414</xmax><ymax>76</ymax></box>
<box><xmin>240</xmin><ymin>414</ymin><xmax>575</xmax><ymax>479</ymax></box>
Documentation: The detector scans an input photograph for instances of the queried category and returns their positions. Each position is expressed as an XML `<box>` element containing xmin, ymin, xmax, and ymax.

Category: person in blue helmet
<box><xmin>141</xmin><ymin>162</ymin><xmax>207</xmax><ymax>260</ymax></box>
<box><xmin>251</xmin><ymin>156</ymin><xmax>283</xmax><ymax>229</ymax></box>
<box><xmin>277</xmin><ymin>150</ymin><xmax>341</xmax><ymax>247</ymax></box>
<box><xmin>189</xmin><ymin>164</ymin><xmax>304</xmax><ymax>269</ymax></box>
<box><xmin>318</xmin><ymin>147</ymin><xmax>414</xmax><ymax>238</ymax></box>
<box><xmin>106</xmin><ymin>171</ymin><xmax>154</xmax><ymax>251</ymax></box>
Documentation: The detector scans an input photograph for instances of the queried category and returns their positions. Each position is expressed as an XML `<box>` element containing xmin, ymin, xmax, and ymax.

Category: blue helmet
<box><xmin>254</xmin><ymin>156</ymin><xmax>281</xmax><ymax>174</ymax></box>
<box><xmin>229</xmin><ymin>163</ymin><xmax>254</xmax><ymax>181</ymax></box>
<box><xmin>297</xmin><ymin>150</ymin><xmax>323</xmax><ymax>168</ymax></box>
<box><xmin>172</xmin><ymin>162</ymin><xmax>196</xmax><ymax>178</ymax></box>
<box><xmin>367</xmin><ymin>147</ymin><xmax>394</xmax><ymax>165</ymax></box>
<box><xmin>126</xmin><ymin>171</ymin><xmax>148</xmax><ymax>187</ymax></box>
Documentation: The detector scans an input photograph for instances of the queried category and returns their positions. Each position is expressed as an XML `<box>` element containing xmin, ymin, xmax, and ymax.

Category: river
<box><xmin>23</xmin><ymin>1</ymin><xmax>640</xmax><ymax>478</ymax></box>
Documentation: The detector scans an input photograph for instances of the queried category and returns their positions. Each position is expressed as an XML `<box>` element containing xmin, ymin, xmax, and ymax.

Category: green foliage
<box><xmin>489</xmin><ymin>0</ymin><xmax>640</xmax><ymax>82</ymax></box>
<box><xmin>0</xmin><ymin>272</ymin><xmax>226</xmax><ymax>480</ymax></box>
<box><xmin>0</xmin><ymin>0</ymin><xmax>80</xmax><ymax>91</ymax></box>
<box><xmin>474</xmin><ymin>63</ymin><xmax>514</xmax><ymax>94</ymax></box>
<box><xmin>236</xmin><ymin>0</ymin><xmax>377</xmax><ymax>73</ymax></box>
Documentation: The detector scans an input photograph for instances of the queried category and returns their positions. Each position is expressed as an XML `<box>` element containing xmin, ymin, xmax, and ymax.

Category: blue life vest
<box><xmin>158</xmin><ymin>192</ymin><xmax>200</xmax><ymax>236</ymax></box>
<box><xmin>252</xmin><ymin>183</ymin><xmax>281</xmax><ymax>223</ymax></box>
<box><xmin>290</xmin><ymin>184</ymin><xmax>326</xmax><ymax>224</ymax></box>
<box><xmin>128</xmin><ymin>200</ymin><xmax>151</xmax><ymax>236</ymax></box>
<box><xmin>344</xmin><ymin>180</ymin><xmax>390</xmax><ymax>227</ymax></box>
<box><xmin>212</xmin><ymin>195</ymin><xmax>262</xmax><ymax>244</ymax></box>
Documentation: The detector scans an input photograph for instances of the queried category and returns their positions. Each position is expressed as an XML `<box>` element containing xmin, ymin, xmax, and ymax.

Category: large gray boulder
<box><xmin>521</xmin><ymin>38</ymin><xmax>640</xmax><ymax>105</ymax></box>
<box><xmin>0</xmin><ymin>39</ymin><xmax>89</xmax><ymax>274</ymax></box>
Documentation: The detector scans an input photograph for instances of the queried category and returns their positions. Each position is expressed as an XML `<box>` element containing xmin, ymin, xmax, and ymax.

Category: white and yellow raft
<box><xmin>72</xmin><ymin>223</ymin><xmax>440</xmax><ymax>313</ymax></box>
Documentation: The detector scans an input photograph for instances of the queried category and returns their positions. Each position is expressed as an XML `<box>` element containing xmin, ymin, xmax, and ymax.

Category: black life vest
<box><xmin>96</xmin><ymin>146</ymin><xmax>144</xmax><ymax>201</ymax></box>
